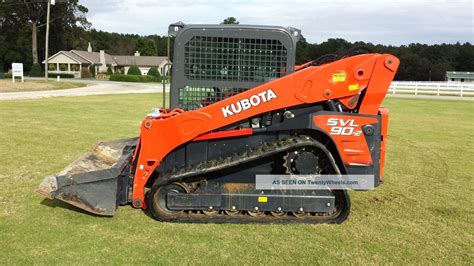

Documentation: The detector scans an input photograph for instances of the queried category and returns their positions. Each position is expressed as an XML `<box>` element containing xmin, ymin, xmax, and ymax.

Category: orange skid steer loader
<box><xmin>37</xmin><ymin>23</ymin><xmax>399</xmax><ymax>224</ymax></box>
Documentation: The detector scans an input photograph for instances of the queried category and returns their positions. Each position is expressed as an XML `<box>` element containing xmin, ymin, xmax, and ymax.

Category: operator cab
<box><xmin>168</xmin><ymin>22</ymin><xmax>301</xmax><ymax>110</ymax></box>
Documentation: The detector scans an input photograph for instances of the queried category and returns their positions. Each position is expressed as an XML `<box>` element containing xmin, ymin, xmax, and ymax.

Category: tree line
<box><xmin>296</xmin><ymin>37</ymin><xmax>474</xmax><ymax>81</ymax></box>
<box><xmin>0</xmin><ymin>2</ymin><xmax>472</xmax><ymax>81</ymax></box>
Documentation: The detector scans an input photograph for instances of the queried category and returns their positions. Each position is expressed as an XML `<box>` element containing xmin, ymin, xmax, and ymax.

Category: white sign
<box><xmin>12</xmin><ymin>63</ymin><xmax>24</xmax><ymax>83</ymax></box>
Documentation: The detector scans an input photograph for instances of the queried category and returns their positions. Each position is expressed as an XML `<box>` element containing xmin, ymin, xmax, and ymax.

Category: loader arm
<box><xmin>131</xmin><ymin>53</ymin><xmax>399</xmax><ymax>209</ymax></box>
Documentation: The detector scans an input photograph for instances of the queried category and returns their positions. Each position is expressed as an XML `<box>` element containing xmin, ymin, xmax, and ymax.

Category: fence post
<box><xmin>415</xmin><ymin>84</ymin><xmax>418</xmax><ymax>96</ymax></box>
<box><xmin>460</xmin><ymin>84</ymin><xmax>463</xmax><ymax>98</ymax></box>
<box><xmin>437</xmin><ymin>84</ymin><xmax>440</xmax><ymax>96</ymax></box>
<box><xmin>392</xmin><ymin>83</ymin><xmax>397</xmax><ymax>94</ymax></box>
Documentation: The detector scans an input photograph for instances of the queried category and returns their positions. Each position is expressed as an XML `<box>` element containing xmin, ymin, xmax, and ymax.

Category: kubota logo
<box><xmin>327</xmin><ymin>118</ymin><xmax>362</xmax><ymax>136</ymax></box>
<box><xmin>222</xmin><ymin>89</ymin><xmax>278</xmax><ymax>117</ymax></box>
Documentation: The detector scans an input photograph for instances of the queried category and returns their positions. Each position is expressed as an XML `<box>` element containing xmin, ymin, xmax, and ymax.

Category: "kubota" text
<box><xmin>222</xmin><ymin>89</ymin><xmax>278</xmax><ymax>117</ymax></box>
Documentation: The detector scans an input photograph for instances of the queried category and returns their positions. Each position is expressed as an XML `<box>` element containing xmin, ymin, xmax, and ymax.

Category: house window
<box><xmin>451</xmin><ymin>78</ymin><xmax>455</xmax><ymax>81</ymax></box>
<box><xmin>71</xmin><ymin>64</ymin><xmax>80</xmax><ymax>71</ymax></box>
<box><xmin>461</xmin><ymin>78</ymin><xmax>464</xmax><ymax>82</ymax></box>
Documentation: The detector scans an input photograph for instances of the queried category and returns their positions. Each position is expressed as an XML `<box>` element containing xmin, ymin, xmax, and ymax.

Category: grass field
<box><xmin>0</xmin><ymin>80</ymin><xmax>87</xmax><ymax>93</ymax></box>
<box><xmin>0</xmin><ymin>94</ymin><xmax>472</xmax><ymax>264</ymax></box>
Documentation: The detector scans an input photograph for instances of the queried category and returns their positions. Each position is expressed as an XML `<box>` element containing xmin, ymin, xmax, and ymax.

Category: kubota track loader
<box><xmin>36</xmin><ymin>23</ymin><xmax>399</xmax><ymax>224</ymax></box>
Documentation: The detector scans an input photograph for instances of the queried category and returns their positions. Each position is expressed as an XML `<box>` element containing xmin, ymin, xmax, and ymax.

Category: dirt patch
<box><xmin>0</xmin><ymin>196</ymin><xmax>8</xmax><ymax>204</ymax></box>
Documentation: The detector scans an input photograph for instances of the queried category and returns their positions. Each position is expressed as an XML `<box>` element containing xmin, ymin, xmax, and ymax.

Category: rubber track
<box><xmin>148</xmin><ymin>135</ymin><xmax>351</xmax><ymax>224</ymax></box>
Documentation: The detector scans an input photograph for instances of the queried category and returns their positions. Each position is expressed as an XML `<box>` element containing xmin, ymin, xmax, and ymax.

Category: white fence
<box><xmin>389</xmin><ymin>81</ymin><xmax>474</xmax><ymax>97</ymax></box>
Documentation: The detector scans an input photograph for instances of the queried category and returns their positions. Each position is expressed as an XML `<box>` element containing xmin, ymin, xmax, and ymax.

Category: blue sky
<box><xmin>80</xmin><ymin>0</ymin><xmax>473</xmax><ymax>45</ymax></box>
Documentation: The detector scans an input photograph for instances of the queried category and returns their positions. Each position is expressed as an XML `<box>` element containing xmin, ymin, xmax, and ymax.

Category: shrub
<box><xmin>106</xmin><ymin>66</ymin><xmax>113</xmax><ymax>75</ymax></box>
<box><xmin>47</xmin><ymin>73</ymin><xmax>74</xmax><ymax>78</ymax></box>
<box><xmin>109</xmin><ymin>74</ymin><xmax>156</xmax><ymax>82</ymax></box>
<box><xmin>89</xmin><ymin>65</ymin><xmax>96</xmax><ymax>77</ymax></box>
<box><xmin>0</xmin><ymin>69</ymin><xmax>4</xmax><ymax>79</ymax></box>
<box><xmin>110</xmin><ymin>74</ymin><xmax>140</xmax><ymax>82</ymax></box>
<box><xmin>147</xmin><ymin>67</ymin><xmax>162</xmax><ymax>82</ymax></box>
<box><xmin>5</xmin><ymin>73</ymin><xmax>12</xmax><ymax>79</ymax></box>
<box><xmin>127</xmin><ymin>65</ymin><xmax>141</xmax><ymax>75</ymax></box>
<box><xmin>81</xmin><ymin>68</ymin><xmax>92</xmax><ymax>79</ymax></box>
<box><xmin>29</xmin><ymin>63</ymin><xmax>43</xmax><ymax>77</ymax></box>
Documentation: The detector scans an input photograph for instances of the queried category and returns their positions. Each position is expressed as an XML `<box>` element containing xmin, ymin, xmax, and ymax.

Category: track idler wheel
<box><xmin>147</xmin><ymin>182</ymin><xmax>189</xmax><ymax>220</ymax></box>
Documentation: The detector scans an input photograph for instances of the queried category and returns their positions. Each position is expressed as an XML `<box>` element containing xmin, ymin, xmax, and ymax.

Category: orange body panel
<box><xmin>313</xmin><ymin>115</ymin><xmax>379</xmax><ymax>166</ymax></box>
<box><xmin>131</xmin><ymin>54</ymin><xmax>399</xmax><ymax>208</ymax></box>
<box><xmin>378</xmin><ymin>107</ymin><xmax>389</xmax><ymax>181</ymax></box>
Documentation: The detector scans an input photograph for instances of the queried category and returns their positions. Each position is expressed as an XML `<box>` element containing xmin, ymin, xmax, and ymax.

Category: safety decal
<box><xmin>332</xmin><ymin>73</ymin><xmax>346</xmax><ymax>82</ymax></box>
<box><xmin>348</xmin><ymin>83</ymin><xmax>360</xmax><ymax>91</ymax></box>
<box><xmin>258</xmin><ymin>196</ymin><xmax>268</xmax><ymax>203</ymax></box>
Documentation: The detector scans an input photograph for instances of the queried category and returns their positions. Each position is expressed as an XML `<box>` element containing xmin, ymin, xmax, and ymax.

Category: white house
<box><xmin>446</xmin><ymin>71</ymin><xmax>474</xmax><ymax>83</ymax></box>
<box><xmin>43</xmin><ymin>43</ymin><xmax>171</xmax><ymax>78</ymax></box>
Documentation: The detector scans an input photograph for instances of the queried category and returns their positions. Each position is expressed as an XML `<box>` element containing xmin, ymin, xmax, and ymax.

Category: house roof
<box><xmin>446</xmin><ymin>71</ymin><xmax>474</xmax><ymax>79</ymax></box>
<box><xmin>45</xmin><ymin>49</ymin><xmax>170</xmax><ymax>67</ymax></box>
<box><xmin>64</xmin><ymin>51</ymin><xmax>91</xmax><ymax>64</ymax></box>
<box><xmin>113</xmin><ymin>55</ymin><xmax>169</xmax><ymax>67</ymax></box>
<box><xmin>41</xmin><ymin>50</ymin><xmax>91</xmax><ymax>64</ymax></box>
<box><xmin>70</xmin><ymin>50</ymin><xmax>116</xmax><ymax>65</ymax></box>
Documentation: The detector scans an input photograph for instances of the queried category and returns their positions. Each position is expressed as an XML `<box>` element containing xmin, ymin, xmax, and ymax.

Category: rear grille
<box><xmin>184</xmin><ymin>36</ymin><xmax>288</xmax><ymax>82</ymax></box>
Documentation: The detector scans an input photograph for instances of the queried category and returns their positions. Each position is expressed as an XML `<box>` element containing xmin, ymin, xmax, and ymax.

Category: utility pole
<box><xmin>167</xmin><ymin>34</ymin><xmax>170</xmax><ymax>59</ymax></box>
<box><xmin>166</xmin><ymin>32</ymin><xmax>170</xmax><ymax>84</ymax></box>
<box><xmin>44</xmin><ymin>0</ymin><xmax>55</xmax><ymax>81</ymax></box>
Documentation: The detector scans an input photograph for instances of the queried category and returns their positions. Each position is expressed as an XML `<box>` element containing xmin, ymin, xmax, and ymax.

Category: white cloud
<box><xmin>80</xmin><ymin>0</ymin><xmax>473</xmax><ymax>45</ymax></box>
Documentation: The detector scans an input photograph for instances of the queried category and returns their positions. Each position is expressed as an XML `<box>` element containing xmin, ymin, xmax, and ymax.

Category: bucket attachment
<box><xmin>36</xmin><ymin>138</ymin><xmax>137</xmax><ymax>216</ymax></box>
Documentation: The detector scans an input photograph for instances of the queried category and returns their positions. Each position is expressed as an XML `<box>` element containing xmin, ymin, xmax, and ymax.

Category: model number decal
<box><xmin>326</xmin><ymin>118</ymin><xmax>362</xmax><ymax>136</ymax></box>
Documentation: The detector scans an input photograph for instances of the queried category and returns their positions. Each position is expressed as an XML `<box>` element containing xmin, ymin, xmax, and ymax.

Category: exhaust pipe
<box><xmin>36</xmin><ymin>138</ymin><xmax>137</xmax><ymax>216</ymax></box>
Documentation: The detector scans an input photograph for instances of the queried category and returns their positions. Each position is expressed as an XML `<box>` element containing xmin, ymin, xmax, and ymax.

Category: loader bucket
<box><xmin>36</xmin><ymin>138</ymin><xmax>137</xmax><ymax>216</ymax></box>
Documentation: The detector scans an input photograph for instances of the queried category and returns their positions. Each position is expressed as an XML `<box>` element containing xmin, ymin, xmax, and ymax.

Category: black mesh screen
<box><xmin>184</xmin><ymin>36</ymin><xmax>288</xmax><ymax>82</ymax></box>
<box><xmin>178</xmin><ymin>86</ymin><xmax>249</xmax><ymax>110</ymax></box>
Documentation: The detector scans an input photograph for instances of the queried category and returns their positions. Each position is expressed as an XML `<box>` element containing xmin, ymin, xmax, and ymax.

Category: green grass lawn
<box><xmin>0</xmin><ymin>95</ymin><xmax>472</xmax><ymax>264</ymax></box>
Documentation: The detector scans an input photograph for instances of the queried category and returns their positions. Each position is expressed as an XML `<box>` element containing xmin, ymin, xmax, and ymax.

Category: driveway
<box><xmin>25</xmin><ymin>76</ymin><xmax>169</xmax><ymax>86</ymax></box>
<box><xmin>0</xmin><ymin>82</ymin><xmax>170</xmax><ymax>101</ymax></box>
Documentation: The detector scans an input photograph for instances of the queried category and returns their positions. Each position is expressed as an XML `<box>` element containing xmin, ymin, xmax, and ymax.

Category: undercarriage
<box><xmin>146</xmin><ymin>136</ymin><xmax>351</xmax><ymax>224</ymax></box>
